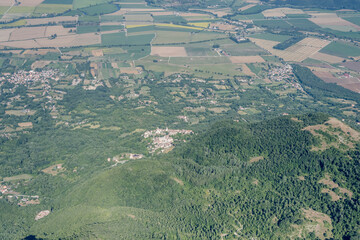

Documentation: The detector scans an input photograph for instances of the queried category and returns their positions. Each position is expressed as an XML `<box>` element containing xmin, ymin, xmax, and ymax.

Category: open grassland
<box><xmin>3</xmin><ymin>174</ymin><xmax>32</xmax><ymax>182</ymax></box>
<box><xmin>320</xmin><ymin>41</ymin><xmax>360</xmax><ymax>58</ymax></box>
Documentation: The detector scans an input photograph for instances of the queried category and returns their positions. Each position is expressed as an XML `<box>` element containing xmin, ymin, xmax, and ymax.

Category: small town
<box><xmin>144</xmin><ymin>128</ymin><xmax>193</xmax><ymax>153</ymax></box>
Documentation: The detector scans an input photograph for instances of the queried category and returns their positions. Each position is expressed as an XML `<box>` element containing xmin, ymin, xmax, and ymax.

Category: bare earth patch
<box><xmin>92</xmin><ymin>49</ymin><xmax>104</xmax><ymax>57</ymax></box>
<box><xmin>18</xmin><ymin>122</ymin><xmax>33</xmax><ymax>128</ymax></box>
<box><xmin>120</xmin><ymin>67</ymin><xmax>142</xmax><ymax>74</ymax></box>
<box><xmin>151</xmin><ymin>46</ymin><xmax>188</xmax><ymax>57</ymax></box>
<box><xmin>297</xmin><ymin>176</ymin><xmax>305</xmax><ymax>181</ymax></box>
<box><xmin>302</xmin><ymin>208</ymin><xmax>333</xmax><ymax>239</ymax></box>
<box><xmin>35</xmin><ymin>210</ymin><xmax>50</xmax><ymax>221</ymax></box>
<box><xmin>42</xmin><ymin>164</ymin><xmax>65</xmax><ymax>176</ymax></box>
<box><xmin>319</xmin><ymin>173</ymin><xmax>353</xmax><ymax>200</ymax></box>
<box><xmin>230</xmin><ymin>56</ymin><xmax>265</xmax><ymax>64</ymax></box>
<box><xmin>31</xmin><ymin>60</ymin><xmax>51</xmax><ymax>69</ymax></box>
<box><xmin>249</xmin><ymin>156</ymin><xmax>264</xmax><ymax>163</ymax></box>
<box><xmin>239</xmin><ymin>4</ymin><xmax>256</xmax><ymax>11</ymax></box>
<box><xmin>303</xmin><ymin>117</ymin><xmax>359</xmax><ymax>150</ymax></box>
<box><xmin>171</xmin><ymin>177</ymin><xmax>184</xmax><ymax>186</ymax></box>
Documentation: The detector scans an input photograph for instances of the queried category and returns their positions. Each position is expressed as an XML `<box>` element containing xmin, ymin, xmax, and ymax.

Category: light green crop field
<box><xmin>0</xmin><ymin>6</ymin><xmax>10</xmax><ymax>15</ymax></box>
<box><xmin>152</xmin><ymin>31</ymin><xmax>191</xmax><ymax>44</ymax></box>
<box><xmin>250</xmin><ymin>33</ymin><xmax>291</xmax><ymax>42</ymax></box>
<box><xmin>343</xmin><ymin>17</ymin><xmax>360</xmax><ymax>26</ymax></box>
<box><xmin>8</xmin><ymin>6</ymin><xmax>35</xmax><ymax>14</ymax></box>
<box><xmin>185</xmin><ymin>47</ymin><xmax>218</xmax><ymax>56</ymax></box>
<box><xmin>34</xmin><ymin>4</ymin><xmax>72</xmax><ymax>14</ymax></box>
<box><xmin>73</xmin><ymin>0</ymin><xmax>111</xmax><ymax>9</ymax></box>
<box><xmin>320</xmin><ymin>41</ymin><xmax>360</xmax><ymax>57</ymax></box>
<box><xmin>221</xmin><ymin>42</ymin><xmax>267</xmax><ymax>56</ymax></box>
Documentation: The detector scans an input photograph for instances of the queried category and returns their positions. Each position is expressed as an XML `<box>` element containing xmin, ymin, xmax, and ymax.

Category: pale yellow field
<box><xmin>262</xmin><ymin>9</ymin><xmax>286</xmax><ymax>18</ymax></box>
<box><xmin>310</xmin><ymin>16</ymin><xmax>360</xmax><ymax>31</ymax></box>
<box><xmin>26</xmin><ymin>16</ymin><xmax>77</xmax><ymax>25</ymax></box>
<box><xmin>107</xmin><ymin>9</ymin><xmax>127</xmax><ymax>15</ymax></box>
<box><xmin>151</xmin><ymin>46</ymin><xmax>188</xmax><ymax>57</ymax></box>
<box><xmin>229</xmin><ymin>56</ymin><xmax>265</xmax><ymax>64</ymax></box>
<box><xmin>0</xmin><ymin>0</ymin><xmax>13</xmax><ymax>6</ymax></box>
<box><xmin>18</xmin><ymin>0</ymin><xmax>44</xmax><ymax>7</ymax></box>
<box><xmin>121</xmin><ymin>8</ymin><xmax>164</xmax><ymax>12</ymax></box>
<box><xmin>151</xmin><ymin>11</ymin><xmax>176</xmax><ymax>16</ymax></box>
<box><xmin>209</xmin><ymin>22</ymin><xmax>237</xmax><ymax>30</ymax></box>
<box><xmin>23</xmin><ymin>49</ymin><xmax>58</xmax><ymax>55</ymax></box>
<box><xmin>239</xmin><ymin>4</ymin><xmax>256</xmax><ymax>11</ymax></box>
<box><xmin>5</xmin><ymin>110</ymin><xmax>36</xmax><ymax>116</ymax></box>
<box><xmin>0</xmin><ymin>29</ymin><xmax>14</xmax><ymax>42</ymax></box>
<box><xmin>179</xmin><ymin>12</ymin><xmax>210</xmax><ymax>17</ymax></box>
<box><xmin>45</xmin><ymin>26</ymin><xmax>73</xmax><ymax>37</ymax></box>
<box><xmin>92</xmin><ymin>49</ymin><xmax>104</xmax><ymax>57</ymax></box>
<box><xmin>10</xmin><ymin>26</ymin><xmax>46</xmax><ymax>41</ymax></box>
<box><xmin>18</xmin><ymin>122</ymin><xmax>33</xmax><ymax>128</ymax></box>
<box><xmin>240</xmin><ymin>63</ymin><xmax>255</xmax><ymax>76</ymax></box>
<box><xmin>0</xmin><ymin>39</ymin><xmax>41</xmax><ymax>48</ymax></box>
<box><xmin>310</xmin><ymin>52</ymin><xmax>346</xmax><ymax>63</ymax></box>
<box><xmin>120</xmin><ymin>67</ymin><xmax>142</xmax><ymax>74</ymax></box>
<box><xmin>31</xmin><ymin>60</ymin><xmax>51</xmax><ymax>69</ymax></box>
<box><xmin>188</xmin><ymin>22</ymin><xmax>209</xmax><ymax>28</ymax></box>
<box><xmin>262</xmin><ymin>7</ymin><xmax>304</xmax><ymax>17</ymax></box>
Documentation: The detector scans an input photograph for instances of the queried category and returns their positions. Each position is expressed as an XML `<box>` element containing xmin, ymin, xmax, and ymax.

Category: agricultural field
<box><xmin>250</xmin><ymin>33</ymin><xmax>291</xmax><ymax>42</ymax></box>
<box><xmin>320</xmin><ymin>41</ymin><xmax>360</xmax><ymax>58</ymax></box>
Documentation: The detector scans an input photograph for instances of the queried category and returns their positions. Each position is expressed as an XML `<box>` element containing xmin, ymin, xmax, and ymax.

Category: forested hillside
<box><xmin>18</xmin><ymin>113</ymin><xmax>360</xmax><ymax>239</ymax></box>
